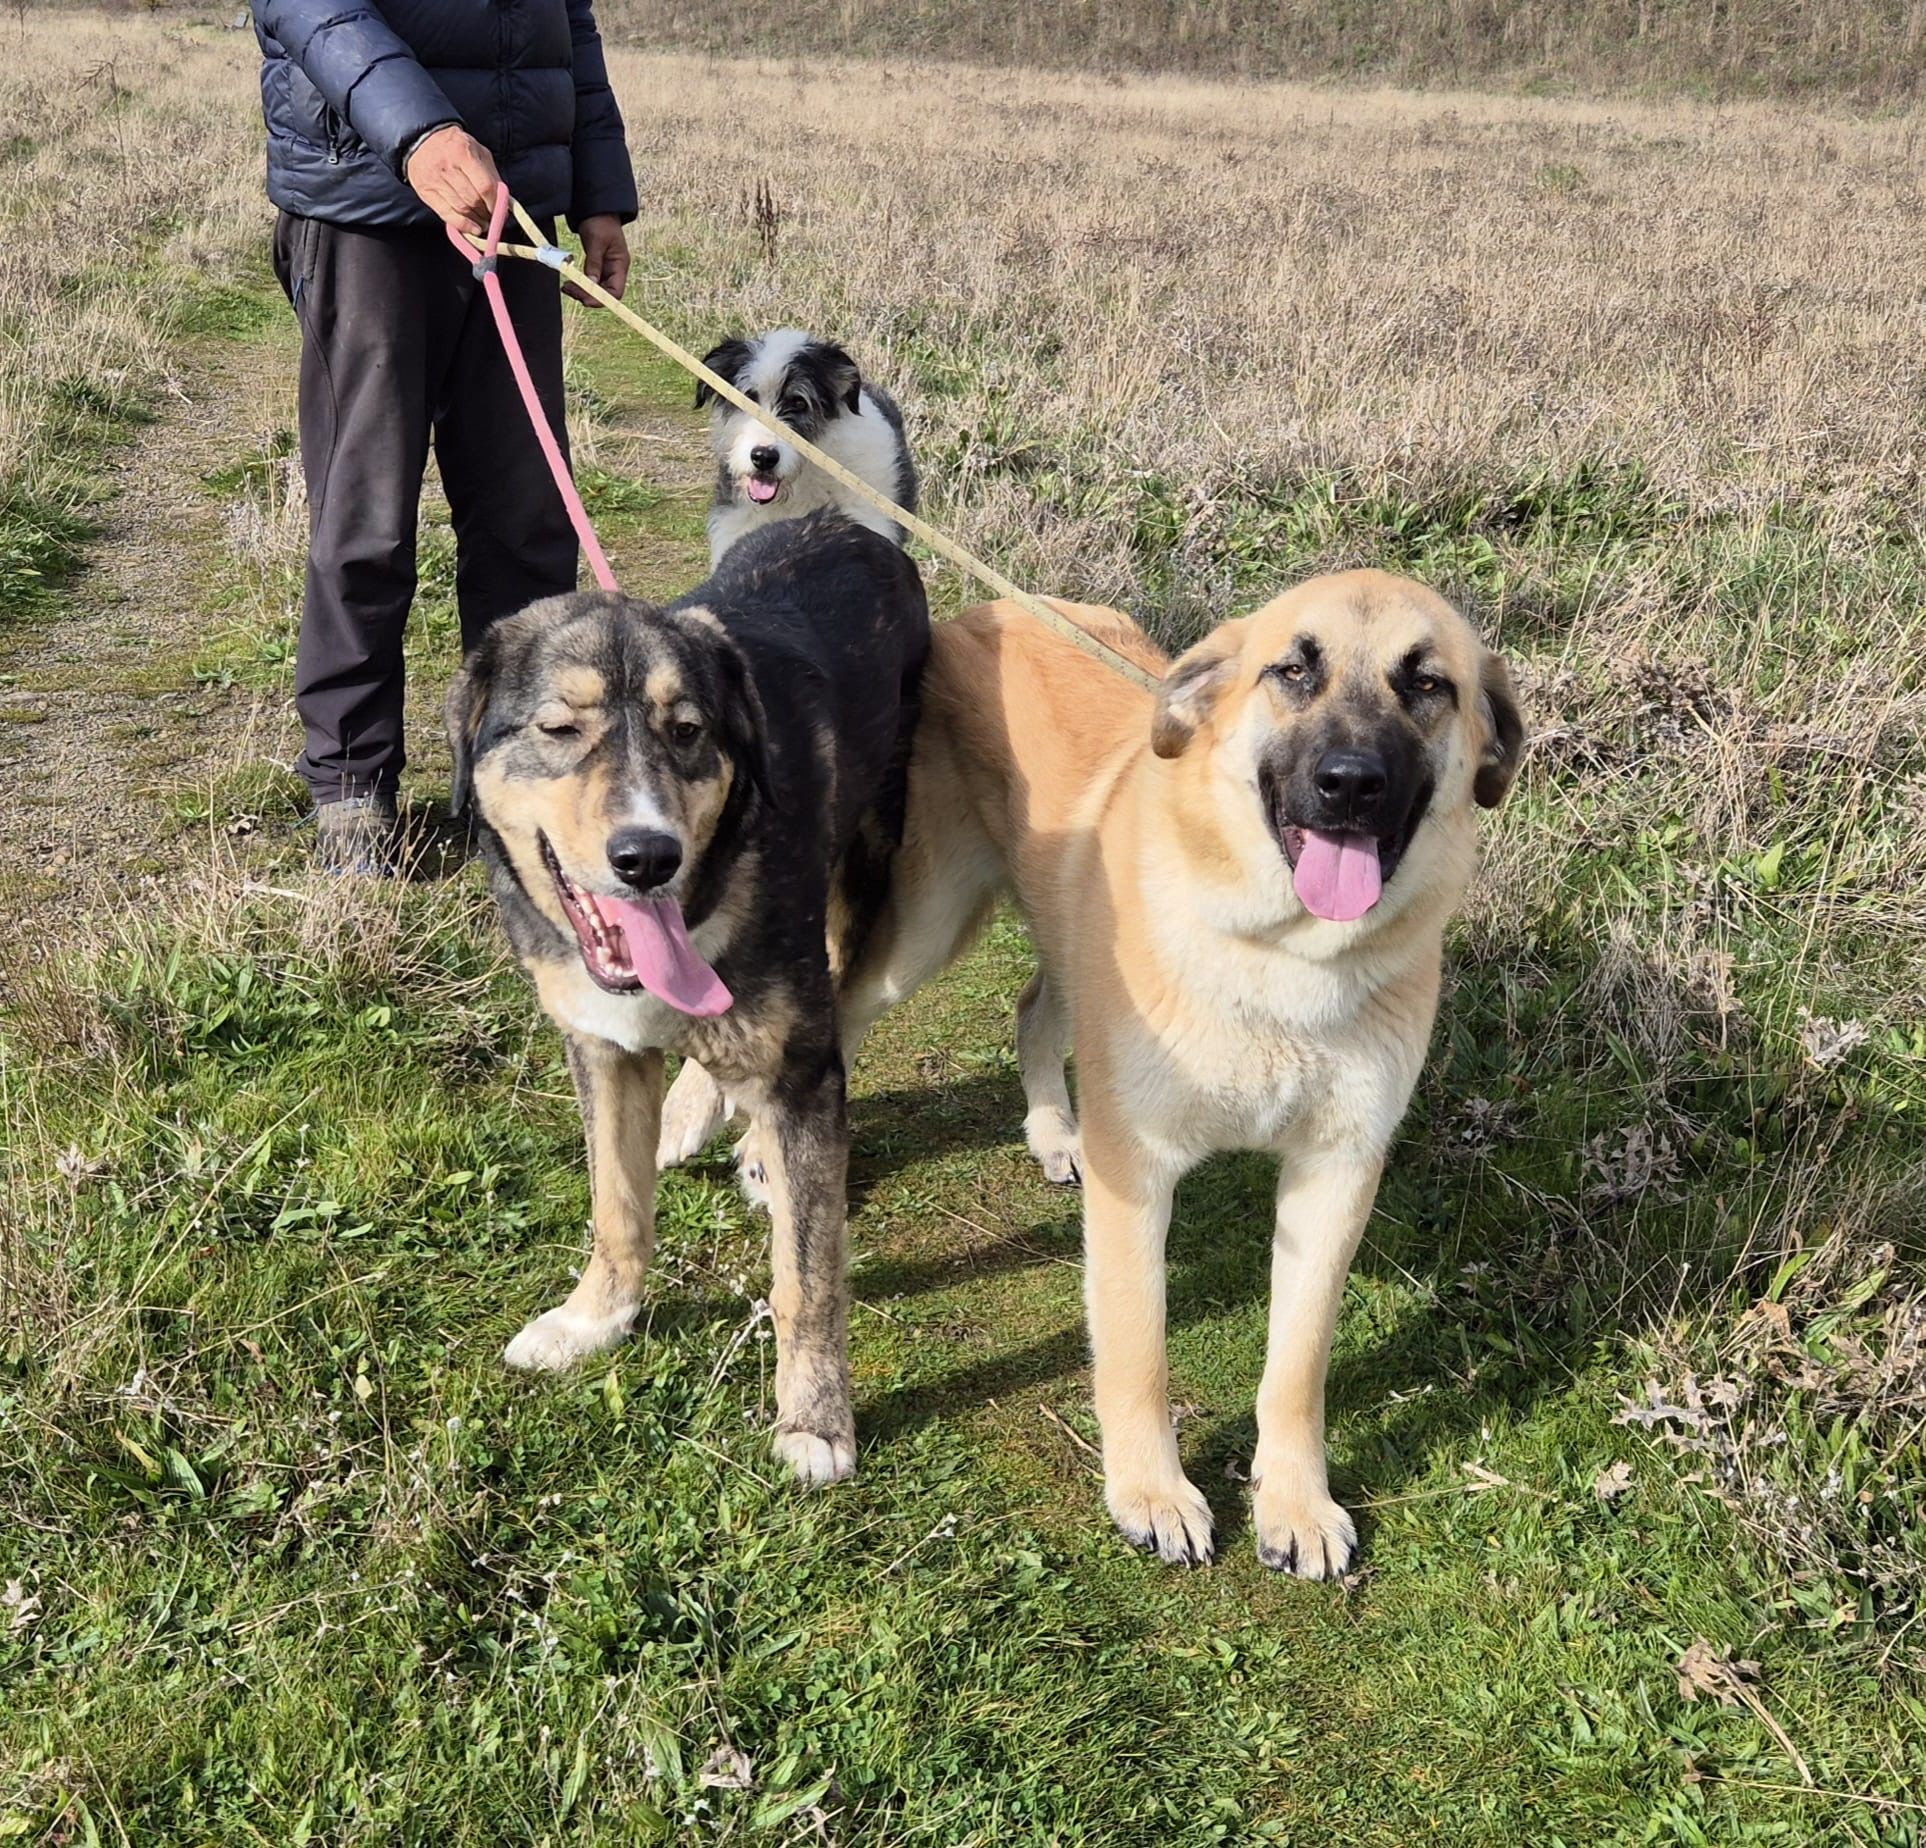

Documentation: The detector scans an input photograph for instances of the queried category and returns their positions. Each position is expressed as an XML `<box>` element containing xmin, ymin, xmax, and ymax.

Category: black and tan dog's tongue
<box><xmin>592</xmin><ymin>893</ymin><xmax>732</xmax><ymax>1015</ymax></box>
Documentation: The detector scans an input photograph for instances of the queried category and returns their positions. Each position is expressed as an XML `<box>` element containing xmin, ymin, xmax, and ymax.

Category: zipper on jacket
<box><xmin>322</xmin><ymin>104</ymin><xmax>342</xmax><ymax>165</ymax></box>
<box><xmin>496</xmin><ymin>3</ymin><xmax>512</xmax><ymax>165</ymax></box>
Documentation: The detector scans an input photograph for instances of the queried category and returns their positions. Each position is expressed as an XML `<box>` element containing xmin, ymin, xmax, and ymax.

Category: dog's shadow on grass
<box><xmin>852</xmin><ymin>1161</ymin><xmax>1287</xmax><ymax>1551</ymax></box>
<box><xmin>674</xmin><ymin>930</ymin><xmax>1800</xmax><ymax>1563</ymax></box>
<box><xmin>852</xmin><ymin>1070</ymin><xmax>1028</xmax><ymax>1192</ymax></box>
<box><xmin>849</xmin><ymin>1107</ymin><xmax>1746</xmax><ymax>1561</ymax></box>
<box><xmin>665</xmin><ymin>1069</ymin><xmax>1025</xmax><ymax>1208</ymax></box>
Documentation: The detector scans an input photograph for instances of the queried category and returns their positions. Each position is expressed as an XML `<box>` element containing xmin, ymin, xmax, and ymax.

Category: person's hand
<box><xmin>569</xmin><ymin>215</ymin><xmax>631</xmax><ymax>306</ymax></box>
<box><xmin>404</xmin><ymin>125</ymin><xmax>501</xmax><ymax>236</ymax></box>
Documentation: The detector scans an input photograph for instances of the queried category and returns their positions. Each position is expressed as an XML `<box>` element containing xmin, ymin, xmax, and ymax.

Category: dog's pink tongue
<box><xmin>1293</xmin><ymin>830</ymin><xmax>1383</xmax><ymax>922</ymax></box>
<box><xmin>746</xmin><ymin>478</ymin><xmax>779</xmax><ymax>503</ymax></box>
<box><xmin>600</xmin><ymin>895</ymin><xmax>732</xmax><ymax>1016</ymax></box>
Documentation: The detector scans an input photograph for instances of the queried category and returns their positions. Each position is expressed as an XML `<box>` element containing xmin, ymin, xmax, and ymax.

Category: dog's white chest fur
<box><xmin>534</xmin><ymin>957</ymin><xmax>686</xmax><ymax>1053</ymax></box>
<box><xmin>1113</xmin><ymin>897</ymin><xmax>1436</xmax><ymax>1169</ymax></box>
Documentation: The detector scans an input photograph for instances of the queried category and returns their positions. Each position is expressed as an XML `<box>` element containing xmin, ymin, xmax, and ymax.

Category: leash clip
<box><xmin>534</xmin><ymin>244</ymin><xmax>568</xmax><ymax>271</ymax></box>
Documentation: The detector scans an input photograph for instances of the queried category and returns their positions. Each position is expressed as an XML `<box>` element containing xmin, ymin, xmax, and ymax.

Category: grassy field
<box><xmin>603</xmin><ymin>0</ymin><xmax>1926</xmax><ymax>99</ymax></box>
<box><xmin>3</xmin><ymin>12</ymin><xmax>1925</xmax><ymax>1844</ymax></box>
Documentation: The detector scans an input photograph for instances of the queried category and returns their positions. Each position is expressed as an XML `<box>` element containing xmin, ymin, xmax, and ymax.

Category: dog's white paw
<box><xmin>1253</xmin><ymin>1481</ymin><xmax>1357</xmax><ymax>1580</ymax></box>
<box><xmin>734</xmin><ymin>1134</ymin><xmax>773</xmax><ymax>1211</ymax></box>
<box><xmin>1107</xmin><ymin>1472</ymin><xmax>1215</xmax><ymax>1565</ymax></box>
<box><xmin>503</xmin><ymin>1303</ymin><xmax>635</xmax><ymax>1372</ymax></box>
<box><xmin>771</xmin><ymin>1425</ymin><xmax>856</xmax><ymax>1488</ymax></box>
<box><xmin>657</xmin><ymin>1063</ymin><xmax>730</xmax><ymax>1168</ymax></box>
<box><xmin>1025</xmin><ymin>1109</ymin><xmax>1083</xmax><ymax>1187</ymax></box>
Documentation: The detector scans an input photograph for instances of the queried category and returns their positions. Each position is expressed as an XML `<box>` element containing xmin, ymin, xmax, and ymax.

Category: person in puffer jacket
<box><xmin>251</xmin><ymin>1</ymin><xmax>639</xmax><ymax>871</ymax></box>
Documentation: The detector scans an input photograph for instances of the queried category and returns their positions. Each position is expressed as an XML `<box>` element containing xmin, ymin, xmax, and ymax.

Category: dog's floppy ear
<box><xmin>445</xmin><ymin>629</ymin><xmax>504</xmax><ymax>818</ymax></box>
<box><xmin>696</xmin><ymin>338</ymin><xmax>753</xmax><ymax>410</ymax></box>
<box><xmin>715</xmin><ymin>634</ymin><xmax>775</xmax><ymax>810</ymax></box>
<box><xmin>1152</xmin><ymin>621</ymin><xmax>1245</xmax><ymax>759</ymax></box>
<box><xmin>812</xmin><ymin>341</ymin><xmax>863</xmax><ymax>416</ymax></box>
<box><xmin>1473</xmin><ymin>649</ymin><xmax>1526</xmax><ymax>809</ymax></box>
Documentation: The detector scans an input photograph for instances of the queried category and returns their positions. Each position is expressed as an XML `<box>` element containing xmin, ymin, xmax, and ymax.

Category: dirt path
<box><xmin>0</xmin><ymin>317</ymin><xmax>710</xmax><ymax>933</ymax></box>
<box><xmin>0</xmin><ymin>337</ymin><xmax>292</xmax><ymax>928</ymax></box>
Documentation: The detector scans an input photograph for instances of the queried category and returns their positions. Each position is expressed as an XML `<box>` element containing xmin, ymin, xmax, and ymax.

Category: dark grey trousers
<box><xmin>272</xmin><ymin>212</ymin><xmax>578</xmax><ymax>805</ymax></box>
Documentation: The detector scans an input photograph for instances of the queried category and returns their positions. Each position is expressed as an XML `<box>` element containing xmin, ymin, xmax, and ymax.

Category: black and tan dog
<box><xmin>447</xmin><ymin>512</ymin><xmax>928</xmax><ymax>1485</ymax></box>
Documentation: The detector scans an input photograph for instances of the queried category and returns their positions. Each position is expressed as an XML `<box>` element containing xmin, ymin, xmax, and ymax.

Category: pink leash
<box><xmin>447</xmin><ymin>185</ymin><xmax>620</xmax><ymax>594</ymax></box>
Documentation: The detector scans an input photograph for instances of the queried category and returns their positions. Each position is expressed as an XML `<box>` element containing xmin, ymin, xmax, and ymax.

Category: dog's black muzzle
<box><xmin>1259</xmin><ymin>726</ymin><xmax>1434</xmax><ymax>880</ymax></box>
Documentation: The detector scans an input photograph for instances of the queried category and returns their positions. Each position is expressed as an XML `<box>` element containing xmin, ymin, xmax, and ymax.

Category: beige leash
<box><xmin>464</xmin><ymin>197</ymin><xmax>1161</xmax><ymax>692</ymax></box>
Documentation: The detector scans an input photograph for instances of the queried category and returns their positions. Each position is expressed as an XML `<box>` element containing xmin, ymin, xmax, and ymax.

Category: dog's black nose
<box><xmin>606</xmin><ymin>827</ymin><xmax>682</xmax><ymax>891</ymax></box>
<box><xmin>748</xmin><ymin>445</ymin><xmax>780</xmax><ymax>472</ymax></box>
<box><xmin>1313</xmin><ymin>747</ymin><xmax>1388</xmax><ymax>817</ymax></box>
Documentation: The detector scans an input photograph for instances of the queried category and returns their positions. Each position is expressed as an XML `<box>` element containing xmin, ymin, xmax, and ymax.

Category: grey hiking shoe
<box><xmin>313</xmin><ymin>794</ymin><xmax>400</xmax><ymax>876</ymax></box>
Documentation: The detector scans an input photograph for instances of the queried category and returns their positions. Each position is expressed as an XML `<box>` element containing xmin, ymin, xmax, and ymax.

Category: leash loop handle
<box><xmin>445</xmin><ymin>185</ymin><xmax>620</xmax><ymax>595</ymax></box>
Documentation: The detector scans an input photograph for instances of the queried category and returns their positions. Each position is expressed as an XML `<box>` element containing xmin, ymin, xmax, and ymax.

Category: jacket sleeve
<box><xmin>565</xmin><ymin>0</ymin><xmax>639</xmax><ymax>228</ymax></box>
<box><xmin>253</xmin><ymin>0</ymin><xmax>459</xmax><ymax>176</ymax></box>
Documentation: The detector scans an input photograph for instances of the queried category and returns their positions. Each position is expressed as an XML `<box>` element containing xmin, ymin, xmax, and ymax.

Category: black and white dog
<box><xmin>698</xmin><ymin>329</ymin><xmax>919</xmax><ymax>566</ymax></box>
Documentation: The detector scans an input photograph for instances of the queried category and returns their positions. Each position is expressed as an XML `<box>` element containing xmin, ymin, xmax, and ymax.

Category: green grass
<box><xmin>0</xmin><ymin>262</ymin><xmax>285</xmax><ymax>634</ymax></box>
<box><xmin>5</xmin><ymin>890</ymin><xmax>1922</xmax><ymax>1843</ymax></box>
<box><xmin>0</xmin><ymin>418</ymin><xmax>138</xmax><ymax>630</ymax></box>
<box><xmin>4</xmin><ymin>273</ymin><xmax>1924</xmax><ymax>1845</ymax></box>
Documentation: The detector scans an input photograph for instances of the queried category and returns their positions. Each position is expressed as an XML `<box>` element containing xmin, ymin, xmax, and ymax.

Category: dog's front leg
<box><xmin>505</xmin><ymin>1037</ymin><xmax>664</xmax><ymax>1372</ymax></box>
<box><xmin>1250</xmin><ymin>1152</ymin><xmax>1381</xmax><ymax>1578</ymax></box>
<box><xmin>1081</xmin><ymin>1109</ymin><xmax>1212</xmax><ymax>1564</ymax></box>
<box><xmin>761</xmin><ymin>1048</ymin><xmax>856</xmax><ymax>1487</ymax></box>
<box><xmin>656</xmin><ymin>1057</ymin><xmax>736</xmax><ymax>1168</ymax></box>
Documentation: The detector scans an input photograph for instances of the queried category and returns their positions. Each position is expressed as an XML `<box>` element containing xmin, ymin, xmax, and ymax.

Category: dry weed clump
<box><xmin>1629</xmin><ymin>1217</ymin><xmax>1926</xmax><ymax>1670</ymax></box>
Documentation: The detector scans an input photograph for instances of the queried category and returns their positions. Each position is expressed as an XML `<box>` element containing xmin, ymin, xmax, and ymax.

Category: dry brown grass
<box><xmin>609</xmin><ymin>52</ymin><xmax>1926</xmax><ymax>561</ymax></box>
<box><xmin>606</xmin><ymin>0</ymin><xmax>1926</xmax><ymax>101</ymax></box>
<box><xmin>609</xmin><ymin>47</ymin><xmax>1926</xmax><ymax>936</ymax></box>
<box><xmin>0</xmin><ymin>14</ymin><xmax>264</xmax><ymax>613</ymax></box>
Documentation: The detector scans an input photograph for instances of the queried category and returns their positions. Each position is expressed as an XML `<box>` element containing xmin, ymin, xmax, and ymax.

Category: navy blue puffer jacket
<box><xmin>252</xmin><ymin>0</ymin><xmax>637</xmax><ymax>231</ymax></box>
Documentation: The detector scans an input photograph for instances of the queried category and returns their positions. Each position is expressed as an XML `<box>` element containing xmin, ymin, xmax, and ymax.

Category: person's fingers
<box><xmin>457</xmin><ymin>161</ymin><xmax>499</xmax><ymax>231</ymax></box>
<box><xmin>570</xmin><ymin>220</ymin><xmax>630</xmax><ymax>304</ymax></box>
<box><xmin>409</xmin><ymin>129</ymin><xmax>503</xmax><ymax>236</ymax></box>
<box><xmin>601</xmin><ymin>241</ymin><xmax>630</xmax><ymax>302</ymax></box>
<box><xmin>592</xmin><ymin>225</ymin><xmax>631</xmax><ymax>301</ymax></box>
<box><xmin>567</xmin><ymin>227</ymin><xmax>607</xmax><ymax>306</ymax></box>
<box><xmin>463</xmin><ymin>146</ymin><xmax>502</xmax><ymax>224</ymax></box>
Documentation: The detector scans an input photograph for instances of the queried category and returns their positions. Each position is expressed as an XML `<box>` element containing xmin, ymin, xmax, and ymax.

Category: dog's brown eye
<box><xmin>670</xmin><ymin>719</ymin><xmax>703</xmax><ymax>746</ymax></box>
<box><xmin>1413</xmin><ymin>674</ymin><xmax>1444</xmax><ymax>696</ymax></box>
<box><xmin>537</xmin><ymin>719</ymin><xmax>580</xmax><ymax>739</ymax></box>
<box><xmin>1279</xmin><ymin>663</ymin><xmax>1307</xmax><ymax>682</ymax></box>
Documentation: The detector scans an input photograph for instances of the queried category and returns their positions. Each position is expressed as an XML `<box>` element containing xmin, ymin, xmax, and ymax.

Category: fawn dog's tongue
<box><xmin>1292</xmin><ymin>830</ymin><xmax>1383</xmax><ymax>923</ymax></box>
<box><xmin>598</xmin><ymin>893</ymin><xmax>732</xmax><ymax>1016</ymax></box>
